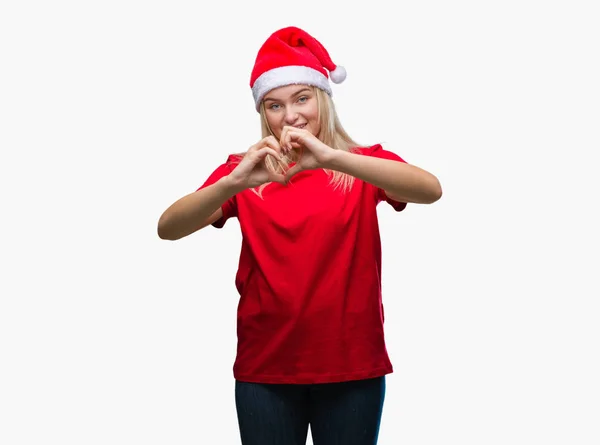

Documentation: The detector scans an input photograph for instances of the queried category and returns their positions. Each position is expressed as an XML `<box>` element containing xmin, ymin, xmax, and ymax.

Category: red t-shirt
<box><xmin>197</xmin><ymin>144</ymin><xmax>407</xmax><ymax>384</ymax></box>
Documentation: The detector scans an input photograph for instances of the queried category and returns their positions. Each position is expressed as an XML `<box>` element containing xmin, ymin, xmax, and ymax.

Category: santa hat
<box><xmin>250</xmin><ymin>26</ymin><xmax>347</xmax><ymax>111</ymax></box>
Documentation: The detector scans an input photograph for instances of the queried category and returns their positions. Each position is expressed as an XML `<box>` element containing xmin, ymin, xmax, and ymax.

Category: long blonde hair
<box><xmin>249</xmin><ymin>86</ymin><xmax>363</xmax><ymax>196</ymax></box>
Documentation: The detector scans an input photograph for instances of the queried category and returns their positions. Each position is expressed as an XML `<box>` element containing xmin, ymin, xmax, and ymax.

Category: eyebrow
<box><xmin>264</xmin><ymin>88</ymin><xmax>311</xmax><ymax>103</ymax></box>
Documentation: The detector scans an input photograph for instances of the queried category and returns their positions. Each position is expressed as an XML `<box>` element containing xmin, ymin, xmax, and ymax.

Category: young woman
<box><xmin>158</xmin><ymin>26</ymin><xmax>442</xmax><ymax>445</ymax></box>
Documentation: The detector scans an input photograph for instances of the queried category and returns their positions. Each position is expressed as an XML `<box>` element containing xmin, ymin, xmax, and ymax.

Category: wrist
<box><xmin>323</xmin><ymin>149</ymin><xmax>351</xmax><ymax>171</ymax></box>
<box><xmin>219</xmin><ymin>174</ymin><xmax>247</xmax><ymax>196</ymax></box>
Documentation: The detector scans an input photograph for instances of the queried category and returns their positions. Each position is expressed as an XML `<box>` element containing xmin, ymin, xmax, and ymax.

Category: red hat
<box><xmin>250</xmin><ymin>26</ymin><xmax>346</xmax><ymax>111</ymax></box>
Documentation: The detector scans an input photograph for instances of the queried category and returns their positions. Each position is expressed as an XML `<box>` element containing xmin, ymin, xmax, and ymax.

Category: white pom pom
<box><xmin>330</xmin><ymin>65</ymin><xmax>347</xmax><ymax>84</ymax></box>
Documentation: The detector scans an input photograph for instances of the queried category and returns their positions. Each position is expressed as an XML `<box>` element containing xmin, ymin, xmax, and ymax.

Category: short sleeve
<box><xmin>365</xmin><ymin>144</ymin><xmax>408</xmax><ymax>212</ymax></box>
<box><xmin>196</xmin><ymin>158</ymin><xmax>238</xmax><ymax>228</ymax></box>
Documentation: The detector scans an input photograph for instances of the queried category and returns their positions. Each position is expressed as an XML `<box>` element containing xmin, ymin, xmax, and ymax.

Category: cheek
<box><xmin>266</xmin><ymin>114</ymin><xmax>282</xmax><ymax>135</ymax></box>
<box><xmin>308</xmin><ymin>106</ymin><xmax>320</xmax><ymax>132</ymax></box>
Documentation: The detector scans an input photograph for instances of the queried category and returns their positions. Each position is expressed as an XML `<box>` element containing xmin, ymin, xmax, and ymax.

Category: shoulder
<box><xmin>216</xmin><ymin>153</ymin><xmax>244</xmax><ymax>171</ymax></box>
<box><xmin>350</xmin><ymin>144</ymin><xmax>406</xmax><ymax>162</ymax></box>
<box><xmin>351</xmin><ymin>144</ymin><xmax>384</xmax><ymax>156</ymax></box>
<box><xmin>199</xmin><ymin>153</ymin><xmax>244</xmax><ymax>185</ymax></box>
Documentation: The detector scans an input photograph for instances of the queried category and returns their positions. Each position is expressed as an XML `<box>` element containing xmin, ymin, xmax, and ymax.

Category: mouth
<box><xmin>293</xmin><ymin>123</ymin><xmax>307</xmax><ymax>129</ymax></box>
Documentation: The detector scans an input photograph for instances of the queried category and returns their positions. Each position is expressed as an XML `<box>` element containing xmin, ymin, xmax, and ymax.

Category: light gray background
<box><xmin>1</xmin><ymin>0</ymin><xmax>598</xmax><ymax>444</ymax></box>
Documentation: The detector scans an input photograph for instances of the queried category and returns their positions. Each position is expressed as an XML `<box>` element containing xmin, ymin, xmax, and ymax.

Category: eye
<box><xmin>298</xmin><ymin>96</ymin><xmax>308</xmax><ymax>103</ymax></box>
<box><xmin>268</xmin><ymin>103</ymin><xmax>281</xmax><ymax>110</ymax></box>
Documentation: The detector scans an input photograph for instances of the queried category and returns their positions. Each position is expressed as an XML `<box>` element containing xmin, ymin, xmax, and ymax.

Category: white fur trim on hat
<box><xmin>252</xmin><ymin>65</ymin><xmax>332</xmax><ymax>111</ymax></box>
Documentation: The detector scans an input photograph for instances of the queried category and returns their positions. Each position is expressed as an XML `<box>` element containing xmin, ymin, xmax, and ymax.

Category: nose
<box><xmin>284</xmin><ymin>107</ymin><xmax>298</xmax><ymax>125</ymax></box>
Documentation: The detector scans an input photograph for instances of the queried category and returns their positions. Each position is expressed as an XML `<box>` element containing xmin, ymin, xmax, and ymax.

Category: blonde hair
<box><xmin>248</xmin><ymin>86</ymin><xmax>363</xmax><ymax>197</ymax></box>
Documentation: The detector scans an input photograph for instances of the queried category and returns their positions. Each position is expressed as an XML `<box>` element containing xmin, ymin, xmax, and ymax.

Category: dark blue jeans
<box><xmin>235</xmin><ymin>376</ymin><xmax>386</xmax><ymax>445</ymax></box>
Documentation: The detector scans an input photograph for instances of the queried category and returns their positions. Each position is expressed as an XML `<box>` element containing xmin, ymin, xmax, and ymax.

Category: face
<box><xmin>262</xmin><ymin>84</ymin><xmax>320</xmax><ymax>140</ymax></box>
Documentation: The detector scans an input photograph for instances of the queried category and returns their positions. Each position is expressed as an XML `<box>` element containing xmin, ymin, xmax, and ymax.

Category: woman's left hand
<box><xmin>279</xmin><ymin>126</ymin><xmax>336</xmax><ymax>182</ymax></box>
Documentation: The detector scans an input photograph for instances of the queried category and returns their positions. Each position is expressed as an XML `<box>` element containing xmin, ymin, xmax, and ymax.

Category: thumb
<box><xmin>284</xmin><ymin>163</ymin><xmax>303</xmax><ymax>183</ymax></box>
<box><xmin>268</xmin><ymin>172</ymin><xmax>287</xmax><ymax>185</ymax></box>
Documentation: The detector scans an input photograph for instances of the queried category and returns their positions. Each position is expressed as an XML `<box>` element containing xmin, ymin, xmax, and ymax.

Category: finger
<box><xmin>285</xmin><ymin>132</ymin><xmax>304</xmax><ymax>153</ymax></box>
<box><xmin>280</xmin><ymin>126</ymin><xmax>294</xmax><ymax>153</ymax></box>
<box><xmin>254</xmin><ymin>146</ymin><xmax>281</xmax><ymax>161</ymax></box>
<box><xmin>247</xmin><ymin>140</ymin><xmax>263</xmax><ymax>153</ymax></box>
<box><xmin>286</xmin><ymin>128</ymin><xmax>301</xmax><ymax>151</ymax></box>
<box><xmin>261</xmin><ymin>136</ymin><xmax>283</xmax><ymax>156</ymax></box>
<box><xmin>279</xmin><ymin>127</ymin><xmax>288</xmax><ymax>153</ymax></box>
<box><xmin>266</xmin><ymin>135</ymin><xmax>280</xmax><ymax>147</ymax></box>
<box><xmin>285</xmin><ymin>128</ymin><xmax>304</xmax><ymax>151</ymax></box>
<box><xmin>253</xmin><ymin>146</ymin><xmax>288</xmax><ymax>175</ymax></box>
<box><xmin>249</xmin><ymin>136</ymin><xmax>281</xmax><ymax>155</ymax></box>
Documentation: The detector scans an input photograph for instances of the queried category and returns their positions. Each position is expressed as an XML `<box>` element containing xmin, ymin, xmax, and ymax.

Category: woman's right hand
<box><xmin>228</xmin><ymin>136</ymin><xmax>287</xmax><ymax>189</ymax></box>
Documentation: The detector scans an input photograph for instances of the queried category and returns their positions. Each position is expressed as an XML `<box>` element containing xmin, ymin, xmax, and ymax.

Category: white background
<box><xmin>1</xmin><ymin>0</ymin><xmax>599</xmax><ymax>444</ymax></box>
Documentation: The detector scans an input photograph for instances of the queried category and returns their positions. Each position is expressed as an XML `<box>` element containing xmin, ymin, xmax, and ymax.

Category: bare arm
<box><xmin>326</xmin><ymin>150</ymin><xmax>442</xmax><ymax>204</ymax></box>
<box><xmin>279</xmin><ymin>127</ymin><xmax>441</xmax><ymax>204</ymax></box>
<box><xmin>157</xmin><ymin>176</ymin><xmax>244</xmax><ymax>241</ymax></box>
<box><xmin>158</xmin><ymin>138</ymin><xmax>286</xmax><ymax>241</ymax></box>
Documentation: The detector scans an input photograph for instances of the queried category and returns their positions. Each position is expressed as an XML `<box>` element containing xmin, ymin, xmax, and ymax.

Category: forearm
<box><xmin>157</xmin><ymin>176</ymin><xmax>244</xmax><ymax>240</ymax></box>
<box><xmin>326</xmin><ymin>150</ymin><xmax>442</xmax><ymax>204</ymax></box>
